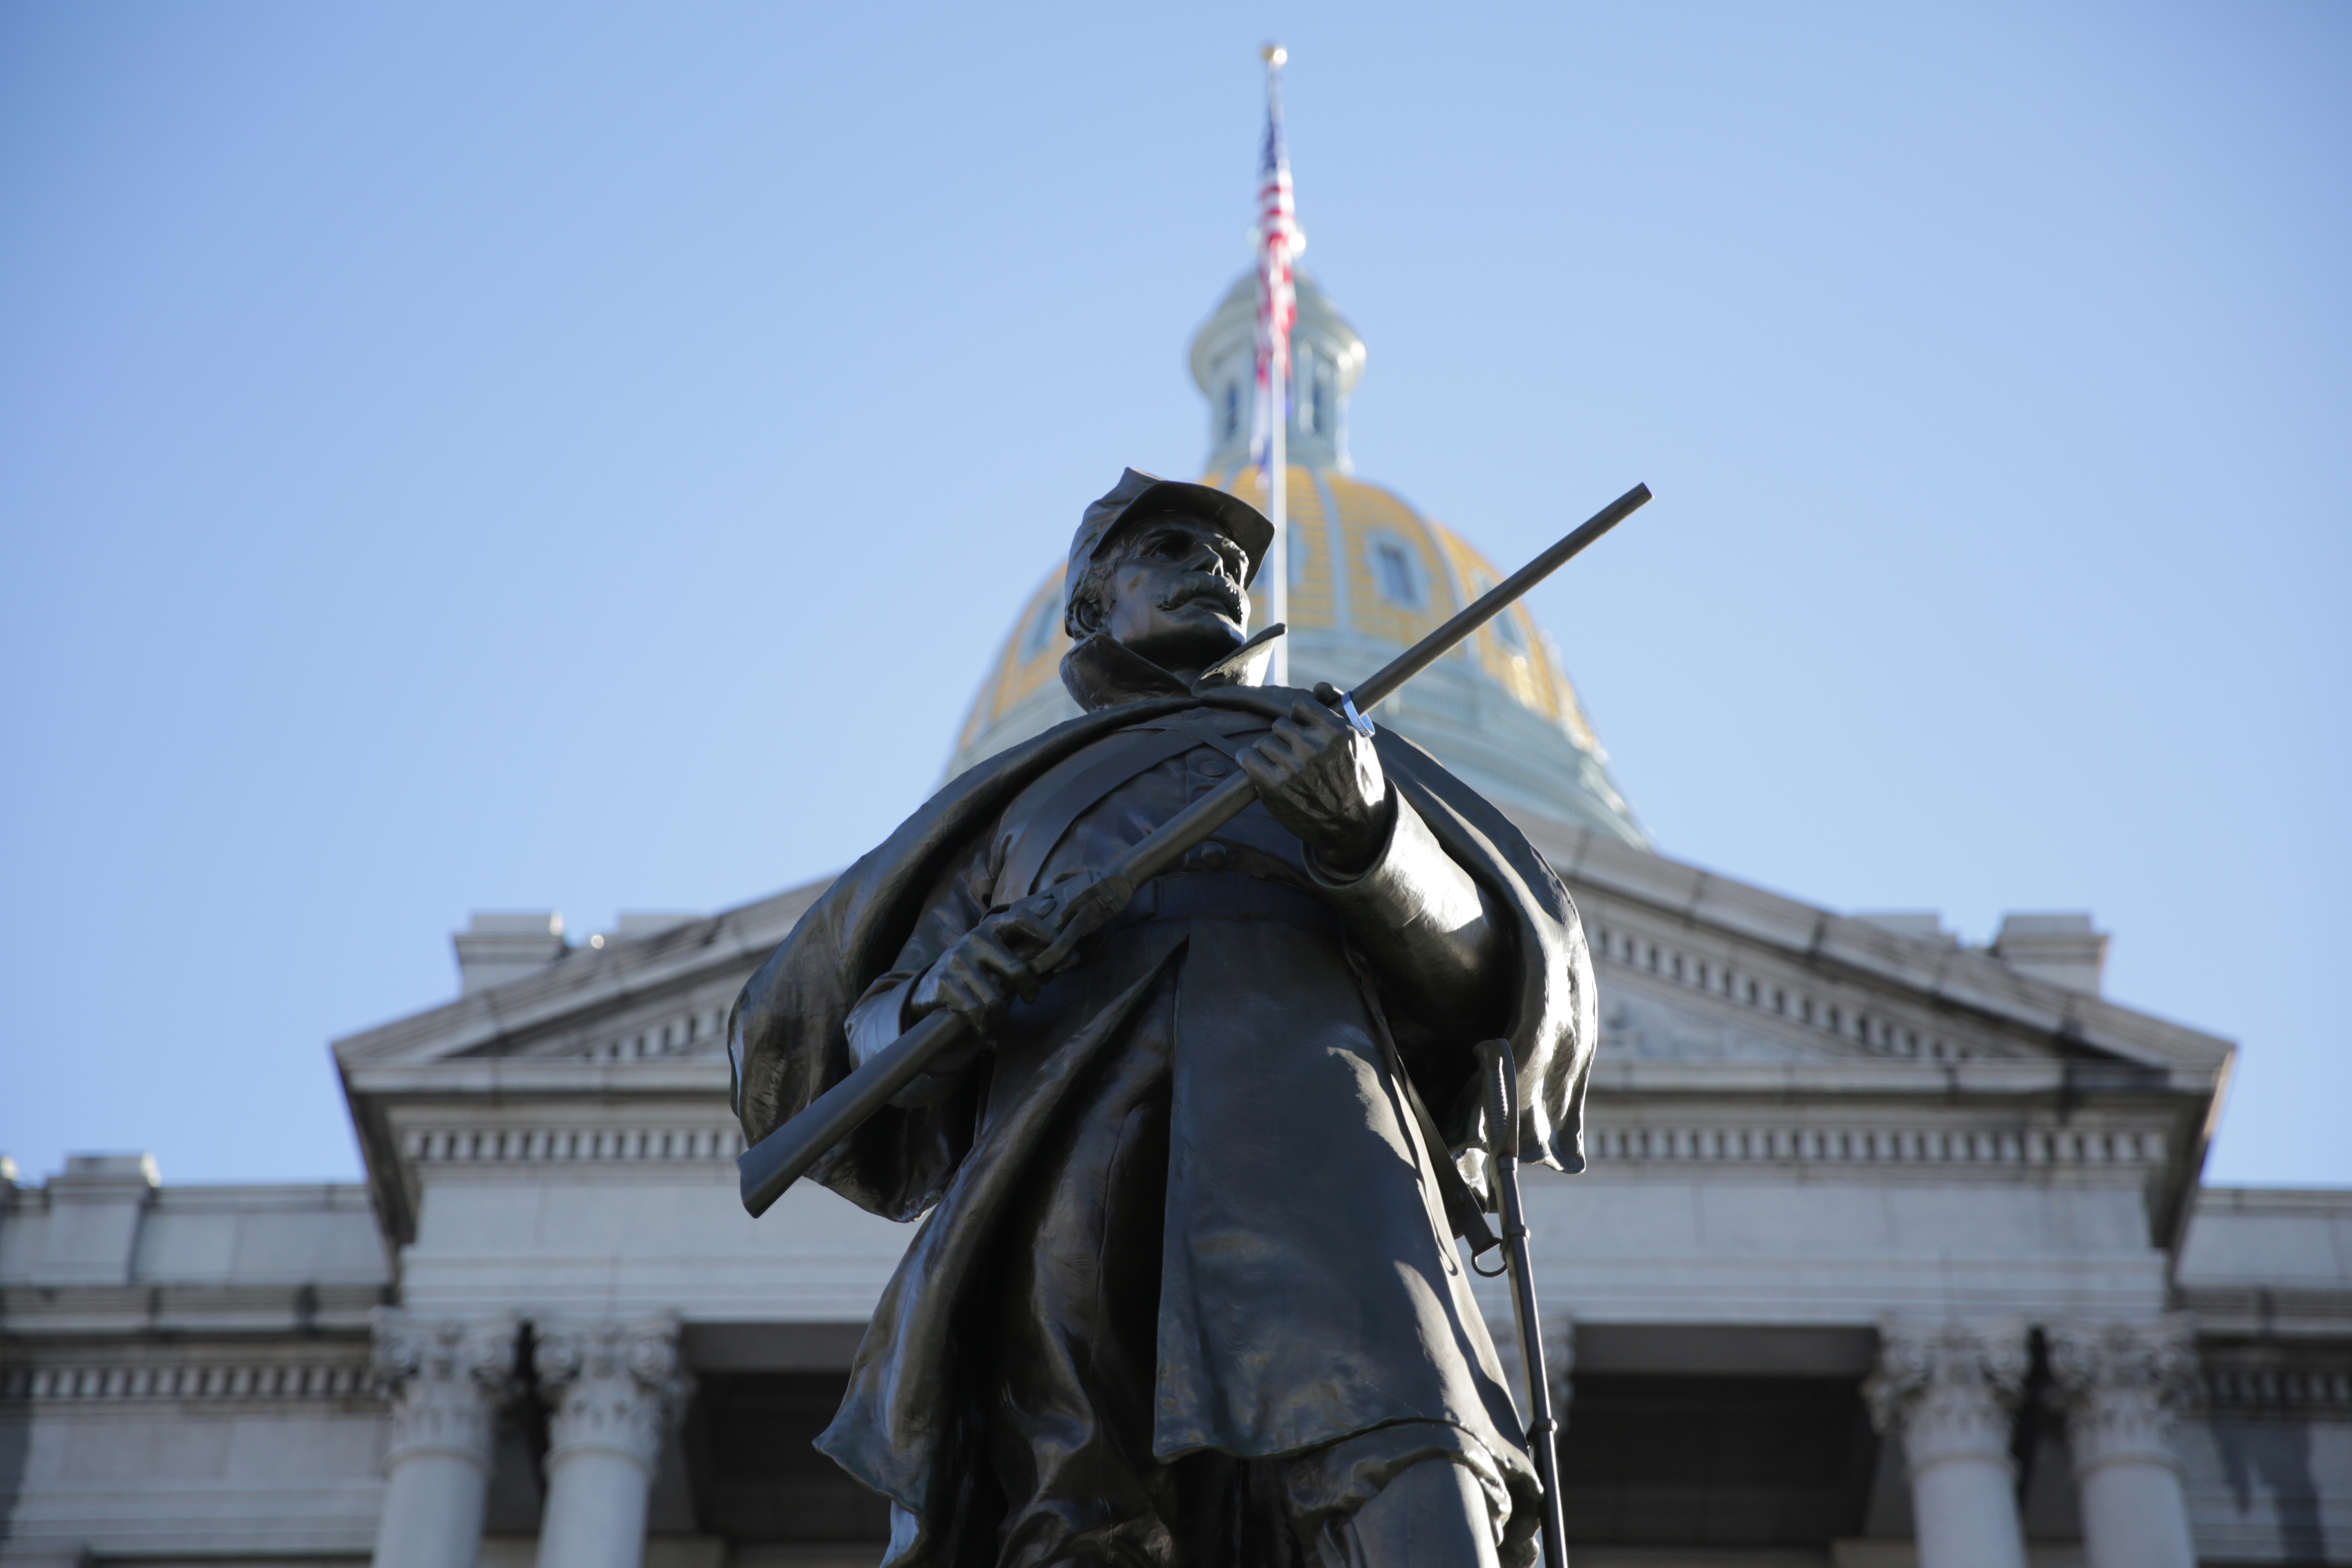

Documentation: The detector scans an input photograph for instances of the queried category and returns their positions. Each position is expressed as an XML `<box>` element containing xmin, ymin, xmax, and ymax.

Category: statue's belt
<box><xmin>1099</xmin><ymin>873</ymin><xmax>1340</xmax><ymax>940</ymax></box>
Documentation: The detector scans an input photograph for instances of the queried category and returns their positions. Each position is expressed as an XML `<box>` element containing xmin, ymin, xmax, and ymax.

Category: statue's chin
<box><xmin>1122</xmin><ymin>626</ymin><xmax>1244</xmax><ymax>677</ymax></box>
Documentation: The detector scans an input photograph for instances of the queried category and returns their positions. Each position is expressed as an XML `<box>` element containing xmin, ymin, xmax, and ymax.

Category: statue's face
<box><xmin>1096</xmin><ymin>515</ymin><xmax>1251</xmax><ymax>675</ymax></box>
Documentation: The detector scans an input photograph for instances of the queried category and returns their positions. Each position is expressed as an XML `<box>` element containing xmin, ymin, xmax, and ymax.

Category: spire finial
<box><xmin>1263</xmin><ymin>42</ymin><xmax>1287</xmax><ymax>67</ymax></box>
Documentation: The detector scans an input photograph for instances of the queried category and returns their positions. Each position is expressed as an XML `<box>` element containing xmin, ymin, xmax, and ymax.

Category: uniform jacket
<box><xmin>728</xmin><ymin>634</ymin><xmax>1599</xmax><ymax>1564</ymax></box>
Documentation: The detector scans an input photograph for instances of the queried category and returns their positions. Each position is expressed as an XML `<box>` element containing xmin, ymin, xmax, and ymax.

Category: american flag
<box><xmin>1253</xmin><ymin>45</ymin><xmax>1305</xmax><ymax>465</ymax></box>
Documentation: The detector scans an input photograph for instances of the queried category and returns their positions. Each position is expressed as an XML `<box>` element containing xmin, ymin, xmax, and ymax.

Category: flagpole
<box><xmin>1261</xmin><ymin>43</ymin><xmax>1292</xmax><ymax>687</ymax></box>
<box><xmin>1267</xmin><ymin>304</ymin><xmax>1289</xmax><ymax>688</ymax></box>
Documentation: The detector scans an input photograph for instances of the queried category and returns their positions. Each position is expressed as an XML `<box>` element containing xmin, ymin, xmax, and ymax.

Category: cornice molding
<box><xmin>1584</xmin><ymin>1118</ymin><xmax>2174</xmax><ymax>1174</ymax></box>
<box><xmin>344</xmin><ymin>1058</ymin><xmax>730</xmax><ymax>1098</ymax></box>
<box><xmin>0</xmin><ymin>1280</ymin><xmax>389</xmax><ymax>1336</ymax></box>
<box><xmin>401</xmin><ymin>1121</ymin><xmax>742</xmax><ymax>1167</ymax></box>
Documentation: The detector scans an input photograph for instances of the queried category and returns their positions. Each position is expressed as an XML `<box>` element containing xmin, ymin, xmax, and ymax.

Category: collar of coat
<box><xmin>1058</xmin><ymin>630</ymin><xmax>1260</xmax><ymax>710</ymax></box>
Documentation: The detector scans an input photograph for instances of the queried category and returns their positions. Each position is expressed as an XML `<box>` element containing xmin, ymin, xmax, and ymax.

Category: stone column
<box><xmin>532</xmin><ymin>1314</ymin><xmax>693</xmax><ymax>1568</ymax></box>
<box><xmin>2049</xmin><ymin>1316</ymin><xmax>2200</xmax><ymax>1568</ymax></box>
<box><xmin>1863</xmin><ymin>1322</ymin><xmax>2031</xmax><ymax>1568</ymax></box>
<box><xmin>371</xmin><ymin>1310</ymin><xmax>522</xmax><ymax>1568</ymax></box>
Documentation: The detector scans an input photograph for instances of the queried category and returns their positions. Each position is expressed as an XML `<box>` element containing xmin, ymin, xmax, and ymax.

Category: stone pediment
<box><xmin>1519</xmin><ymin>819</ymin><xmax>2234</xmax><ymax>1080</ymax></box>
<box><xmin>1602</xmin><ymin>988</ymin><xmax>1842</xmax><ymax>1065</ymax></box>
<box><xmin>333</xmin><ymin>877</ymin><xmax>835</xmax><ymax>1073</ymax></box>
<box><xmin>332</xmin><ymin>822</ymin><xmax>2234</xmax><ymax>1088</ymax></box>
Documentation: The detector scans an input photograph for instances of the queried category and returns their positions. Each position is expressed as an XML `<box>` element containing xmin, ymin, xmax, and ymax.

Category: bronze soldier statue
<box><xmin>729</xmin><ymin>469</ymin><xmax>1601</xmax><ymax>1568</ymax></box>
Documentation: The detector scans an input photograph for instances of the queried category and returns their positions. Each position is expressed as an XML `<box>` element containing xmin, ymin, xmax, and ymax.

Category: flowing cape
<box><xmin>725</xmin><ymin>687</ymin><xmax>1598</xmax><ymax>1551</ymax></box>
<box><xmin>729</xmin><ymin>686</ymin><xmax>1596</xmax><ymax>1211</ymax></box>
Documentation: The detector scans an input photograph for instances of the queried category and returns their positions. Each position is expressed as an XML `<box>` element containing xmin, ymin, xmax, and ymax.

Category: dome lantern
<box><xmin>1189</xmin><ymin>270</ymin><xmax>1365</xmax><ymax>475</ymax></box>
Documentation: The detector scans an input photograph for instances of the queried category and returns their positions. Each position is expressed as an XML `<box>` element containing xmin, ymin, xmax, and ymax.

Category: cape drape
<box><xmin>728</xmin><ymin>686</ymin><xmax>1596</xmax><ymax>1212</ymax></box>
<box><xmin>726</xmin><ymin>686</ymin><xmax>1598</xmax><ymax>1554</ymax></box>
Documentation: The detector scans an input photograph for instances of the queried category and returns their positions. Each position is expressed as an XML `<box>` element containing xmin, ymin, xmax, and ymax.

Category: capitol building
<box><xmin>1</xmin><ymin>261</ymin><xmax>2345</xmax><ymax>1568</ymax></box>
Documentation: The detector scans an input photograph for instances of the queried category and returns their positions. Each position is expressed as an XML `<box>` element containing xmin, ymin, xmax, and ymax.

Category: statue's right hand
<box><xmin>905</xmin><ymin>894</ymin><xmax>1063</xmax><ymax>1042</ymax></box>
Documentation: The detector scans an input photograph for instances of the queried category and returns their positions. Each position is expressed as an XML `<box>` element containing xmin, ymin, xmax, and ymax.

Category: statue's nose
<box><xmin>1183</xmin><ymin>541</ymin><xmax>1225</xmax><ymax>576</ymax></box>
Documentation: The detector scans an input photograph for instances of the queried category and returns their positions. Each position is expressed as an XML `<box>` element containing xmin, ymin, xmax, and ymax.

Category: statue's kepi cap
<box><xmin>1065</xmin><ymin>468</ymin><xmax>1276</xmax><ymax>614</ymax></box>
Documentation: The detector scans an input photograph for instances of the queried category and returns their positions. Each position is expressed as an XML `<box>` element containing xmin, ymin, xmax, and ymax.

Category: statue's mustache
<box><xmin>1159</xmin><ymin>578</ymin><xmax>1244</xmax><ymax>618</ymax></box>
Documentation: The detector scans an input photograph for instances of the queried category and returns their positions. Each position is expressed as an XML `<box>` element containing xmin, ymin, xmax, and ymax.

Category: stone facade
<box><xmin>5</xmin><ymin>254</ymin><xmax>2348</xmax><ymax>1568</ymax></box>
<box><xmin>4</xmin><ymin>820</ymin><xmax>2347</xmax><ymax>1568</ymax></box>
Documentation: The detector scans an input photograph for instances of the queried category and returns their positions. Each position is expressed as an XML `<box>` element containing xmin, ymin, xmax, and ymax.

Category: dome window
<box><xmin>1470</xmin><ymin>572</ymin><xmax>1530</xmax><ymax>655</ymax></box>
<box><xmin>1018</xmin><ymin>591</ymin><xmax>1064</xmax><ymax>659</ymax></box>
<box><xmin>1368</xmin><ymin>533</ymin><xmax>1426</xmax><ymax>608</ymax></box>
<box><xmin>1223</xmin><ymin>383</ymin><xmax>1241</xmax><ymax>442</ymax></box>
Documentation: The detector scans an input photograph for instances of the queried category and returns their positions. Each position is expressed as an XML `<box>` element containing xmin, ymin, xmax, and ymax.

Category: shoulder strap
<box><xmin>1153</xmin><ymin>710</ymin><xmax>1267</xmax><ymax>760</ymax></box>
<box><xmin>989</xmin><ymin>726</ymin><xmax>1202</xmax><ymax>909</ymax></box>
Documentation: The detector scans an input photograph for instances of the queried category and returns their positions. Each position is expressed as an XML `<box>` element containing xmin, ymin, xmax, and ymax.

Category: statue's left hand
<box><xmin>1240</xmin><ymin>699</ymin><xmax>1394</xmax><ymax>875</ymax></box>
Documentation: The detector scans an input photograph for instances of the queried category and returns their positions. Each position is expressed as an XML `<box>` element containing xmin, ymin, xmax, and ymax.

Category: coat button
<box><xmin>1195</xmin><ymin>754</ymin><xmax>1229</xmax><ymax>778</ymax></box>
<box><xmin>1196</xmin><ymin>842</ymin><xmax>1230</xmax><ymax>871</ymax></box>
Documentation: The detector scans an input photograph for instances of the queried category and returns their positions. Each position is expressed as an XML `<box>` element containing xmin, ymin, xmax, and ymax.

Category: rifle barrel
<box><xmin>1353</xmin><ymin>482</ymin><xmax>1650</xmax><ymax>710</ymax></box>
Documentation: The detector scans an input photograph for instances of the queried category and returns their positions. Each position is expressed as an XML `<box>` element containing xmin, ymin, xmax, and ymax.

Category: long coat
<box><xmin>729</xmin><ymin>655</ymin><xmax>1598</xmax><ymax>1566</ymax></box>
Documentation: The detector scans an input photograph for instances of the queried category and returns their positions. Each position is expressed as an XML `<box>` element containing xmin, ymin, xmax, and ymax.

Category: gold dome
<box><xmin>946</xmin><ymin>461</ymin><xmax>1645</xmax><ymax>848</ymax></box>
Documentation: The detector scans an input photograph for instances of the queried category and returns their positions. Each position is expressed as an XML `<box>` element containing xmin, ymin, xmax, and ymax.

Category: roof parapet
<box><xmin>28</xmin><ymin>1152</ymin><xmax>160</xmax><ymax>1286</ymax></box>
<box><xmin>453</xmin><ymin>911</ymin><xmax>567</xmax><ymax>994</ymax></box>
<box><xmin>1856</xmin><ymin>911</ymin><xmax>1958</xmax><ymax>947</ymax></box>
<box><xmin>1993</xmin><ymin>912</ymin><xmax>2109</xmax><ymax>996</ymax></box>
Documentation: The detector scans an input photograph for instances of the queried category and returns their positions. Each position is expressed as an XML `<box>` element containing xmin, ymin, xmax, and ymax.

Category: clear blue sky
<box><xmin>3</xmin><ymin>3</ymin><xmax>2344</xmax><ymax>1186</ymax></box>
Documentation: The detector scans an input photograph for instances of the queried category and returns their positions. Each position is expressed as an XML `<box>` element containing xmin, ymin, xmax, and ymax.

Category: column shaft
<box><xmin>538</xmin><ymin>1449</ymin><xmax>657</xmax><ymax>1568</ymax></box>
<box><xmin>2076</xmin><ymin>1457</ymin><xmax>2195</xmax><ymax>1568</ymax></box>
<box><xmin>1908</xmin><ymin>1450</ymin><xmax>2029</xmax><ymax>1568</ymax></box>
<box><xmin>374</xmin><ymin>1454</ymin><xmax>495</xmax><ymax>1568</ymax></box>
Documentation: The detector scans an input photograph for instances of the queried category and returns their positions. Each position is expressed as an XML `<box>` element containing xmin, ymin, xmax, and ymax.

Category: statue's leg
<box><xmin>977</xmin><ymin>980</ymin><xmax>1178</xmax><ymax>1568</ymax></box>
<box><xmin>1315</xmin><ymin>1457</ymin><xmax>1501</xmax><ymax>1568</ymax></box>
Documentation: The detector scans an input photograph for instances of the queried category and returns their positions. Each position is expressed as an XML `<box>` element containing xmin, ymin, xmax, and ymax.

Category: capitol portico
<box><xmin>2</xmin><ymin>264</ymin><xmax>2346</xmax><ymax>1568</ymax></box>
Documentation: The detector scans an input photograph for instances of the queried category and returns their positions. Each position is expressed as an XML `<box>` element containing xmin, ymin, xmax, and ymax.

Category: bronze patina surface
<box><xmin>728</xmin><ymin>470</ymin><xmax>1603</xmax><ymax>1568</ymax></box>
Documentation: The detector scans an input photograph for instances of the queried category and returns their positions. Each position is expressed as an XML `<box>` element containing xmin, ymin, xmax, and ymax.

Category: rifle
<box><xmin>739</xmin><ymin>481</ymin><xmax>1651</xmax><ymax>1218</ymax></box>
<box><xmin>1471</xmin><ymin>1036</ymin><xmax>1570</xmax><ymax>1568</ymax></box>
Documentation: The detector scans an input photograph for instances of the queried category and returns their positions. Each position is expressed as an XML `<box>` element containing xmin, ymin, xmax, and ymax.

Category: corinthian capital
<box><xmin>371</xmin><ymin>1308</ymin><xmax>522</xmax><ymax>1467</ymax></box>
<box><xmin>534</xmin><ymin>1312</ymin><xmax>694</xmax><ymax>1473</ymax></box>
<box><xmin>2048</xmin><ymin>1315</ymin><xmax>2198</xmax><ymax>1475</ymax></box>
<box><xmin>1863</xmin><ymin>1321</ymin><xmax>2030</xmax><ymax>1471</ymax></box>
